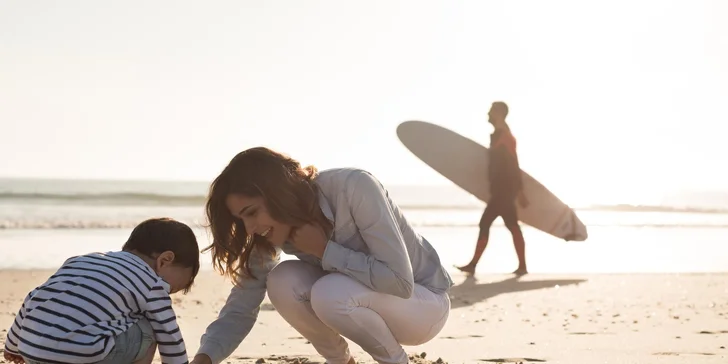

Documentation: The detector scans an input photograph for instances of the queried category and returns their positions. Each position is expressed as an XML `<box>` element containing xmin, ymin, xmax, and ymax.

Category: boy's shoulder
<box><xmin>61</xmin><ymin>251</ymin><xmax>117</xmax><ymax>264</ymax></box>
<box><xmin>59</xmin><ymin>251</ymin><xmax>163</xmax><ymax>289</ymax></box>
<box><xmin>61</xmin><ymin>251</ymin><xmax>153</xmax><ymax>273</ymax></box>
<box><xmin>63</xmin><ymin>250</ymin><xmax>142</xmax><ymax>260</ymax></box>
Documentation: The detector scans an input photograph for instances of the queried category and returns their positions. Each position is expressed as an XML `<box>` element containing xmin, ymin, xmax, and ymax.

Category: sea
<box><xmin>1</xmin><ymin>178</ymin><xmax>727</xmax><ymax>274</ymax></box>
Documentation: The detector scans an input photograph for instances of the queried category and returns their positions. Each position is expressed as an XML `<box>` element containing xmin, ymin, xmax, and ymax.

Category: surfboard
<box><xmin>396</xmin><ymin>120</ymin><xmax>588</xmax><ymax>241</ymax></box>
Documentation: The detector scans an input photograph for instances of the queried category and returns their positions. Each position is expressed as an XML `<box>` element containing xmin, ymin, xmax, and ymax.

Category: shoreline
<box><xmin>4</xmin><ymin>226</ymin><xmax>728</xmax><ymax>275</ymax></box>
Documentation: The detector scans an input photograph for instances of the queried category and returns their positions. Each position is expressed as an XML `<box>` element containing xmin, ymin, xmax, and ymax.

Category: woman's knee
<box><xmin>310</xmin><ymin>273</ymin><xmax>360</xmax><ymax>319</ymax></box>
<box><xmin>266</xmin><ymin>260</ymin><xmax>324</xmax><ymax>306</ymax></box>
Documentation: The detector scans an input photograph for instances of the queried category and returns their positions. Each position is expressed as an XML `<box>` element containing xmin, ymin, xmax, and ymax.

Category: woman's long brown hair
<box><xmin>203</xmin><ymin>147</ymin><xmax>333</xmax><ymax>284</ymax></box>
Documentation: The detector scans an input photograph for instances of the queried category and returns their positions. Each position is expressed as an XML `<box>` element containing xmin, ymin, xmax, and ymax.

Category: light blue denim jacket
<box><xmin>197</xmin><ymin>168</ymin><xmax>453</xmax><ymax>364</ymax></box>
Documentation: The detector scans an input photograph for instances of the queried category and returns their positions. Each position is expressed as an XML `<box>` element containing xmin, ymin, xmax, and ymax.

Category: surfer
<box><xmin>456</xmin><ymin>101</ymin><xmax>530</xmax><ymax>276</ymax></box>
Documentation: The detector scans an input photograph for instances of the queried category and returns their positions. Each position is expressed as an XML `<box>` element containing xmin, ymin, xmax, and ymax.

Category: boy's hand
<box><xmin>4</xmin><ymin>350</ymin><xmax>25</xmax><ymax>364</ymax></box>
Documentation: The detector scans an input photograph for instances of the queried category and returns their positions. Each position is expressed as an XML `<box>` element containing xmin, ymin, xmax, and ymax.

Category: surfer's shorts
<box><xmin>480</xmin><ymin>198</ymin><xmax>518</xmax><ymax>228</ymax></box>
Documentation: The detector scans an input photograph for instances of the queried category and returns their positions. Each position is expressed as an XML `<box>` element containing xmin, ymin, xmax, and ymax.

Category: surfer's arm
<box><xmin>512</xmin><ymin>151</ymin><xmax>528</xmax><ymax>206</ymax></box>
<box><xmin>497</xmin><ymin>138</ymin><xmax>525</xmax><ymax>194</ymax></box>
<box><xmin>321</xmin><ymin>170</ymin><xmax>414</xmax><ymax>299</ymax></box>
<box><xmin>514</xmin><ymin>161</ymin><xmax>524</xmax><ymax>194</ymax></box>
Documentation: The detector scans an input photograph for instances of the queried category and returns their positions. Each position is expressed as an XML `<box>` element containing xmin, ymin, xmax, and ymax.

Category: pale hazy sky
<box><xmin>1</xmin><ymin>0</ymin><xmax>727</xmax><ymax>205</ymax></box>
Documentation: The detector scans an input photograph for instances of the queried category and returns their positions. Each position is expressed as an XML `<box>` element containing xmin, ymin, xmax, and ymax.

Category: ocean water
<box><xmin>1</xmin><ymin>178</ymin><xmax>727</xmax><ymax>273</ymax></box>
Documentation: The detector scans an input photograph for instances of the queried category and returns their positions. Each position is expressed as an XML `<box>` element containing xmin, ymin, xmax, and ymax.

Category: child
<box><xmin>3</xmin><ymin>217</ymin><xmax>200</xmax><ymax>364</ymax></box>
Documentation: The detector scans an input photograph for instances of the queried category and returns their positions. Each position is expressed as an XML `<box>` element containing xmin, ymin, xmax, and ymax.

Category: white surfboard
<box><xmin>397</xmin><ymin>120</ymin><xmax>588</xmax><ymax>241</ymax></box>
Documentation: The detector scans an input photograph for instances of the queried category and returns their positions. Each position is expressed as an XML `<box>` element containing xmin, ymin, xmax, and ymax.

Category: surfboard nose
<box><xmin>571</xmin><ymin>227</ymin><xmax>589</xmax><ymax>241</ymax></box>
<box><xmin>565</xmin><ymin>211</ymin><xmax>589</xmax><ymax>241</ymax></box>
<box><xmin>564</xmin><ymin>231</ymin><xmax>588</xmax><ymax>242</ymax></box>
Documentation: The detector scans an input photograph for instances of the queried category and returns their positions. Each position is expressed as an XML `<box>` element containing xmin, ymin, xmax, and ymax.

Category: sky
<box><xmin>1</xmin><ymin>0</ymin><xmax>727</xmax><ymax>206</ymax></box>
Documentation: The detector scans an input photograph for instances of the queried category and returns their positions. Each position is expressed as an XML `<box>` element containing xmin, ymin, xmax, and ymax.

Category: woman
<box><xmin>191</xmin><ymin>147</ymin><xmax>453</xmax><ymax>364</ymax></box>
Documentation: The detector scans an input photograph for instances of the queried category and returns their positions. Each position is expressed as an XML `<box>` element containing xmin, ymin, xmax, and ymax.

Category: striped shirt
<box><xmin>3</xmin><ymin>251</ymin><xmax>188</xmax><ymax>364</ymax></box>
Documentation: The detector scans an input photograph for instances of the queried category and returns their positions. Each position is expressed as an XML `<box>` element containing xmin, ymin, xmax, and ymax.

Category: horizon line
<box><xmin>0</xmin><ymin>175</ymin><xmax>456</xmax><ymax>187</ymax></box>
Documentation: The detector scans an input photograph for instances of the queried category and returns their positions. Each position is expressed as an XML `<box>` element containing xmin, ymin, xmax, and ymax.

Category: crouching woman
<box><xmin>191</xmin><ymin>147</ymin><xmax>453</xmax><ymax>364</ymax></box>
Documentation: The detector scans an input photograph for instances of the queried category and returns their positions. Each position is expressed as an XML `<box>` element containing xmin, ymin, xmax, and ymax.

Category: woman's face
<box><xmin>225</xmin><ymin>193</ymin><xmax>292</xmax><ymax>247</ymax></box>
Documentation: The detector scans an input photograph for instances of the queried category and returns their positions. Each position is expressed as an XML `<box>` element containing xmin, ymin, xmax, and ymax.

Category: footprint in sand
<box><xmin>568</xmin><ymin>332</ymin><xmax>615</xmax><ymax>335</ymax></box>
<box><xmin>697</xmin><ymin>330</ymin><xmax>728</xmax><ymax>334</ymax></box>
<box><xmin>260</xmin><ymin>303</ymin><xmax>276</xmax><ymax>311</ymax></box>
<box><xmin>480</xmin><ymin>358</ymin><xmax>547</xmax><ymax>363</ymax></box>
<box><xmin>653</xmin><ymin>352</ymin><xmax>715</xmax><ymax>356</ymax></box>
<box><xmin>234</xmin><ymin>353</ymin><xmax>451</xmax><ymax>364</ymax></box>
<box><xmin>233</xmin><ymin>355</ymin><xmax>323</xmax><ymax>364</ymax></box>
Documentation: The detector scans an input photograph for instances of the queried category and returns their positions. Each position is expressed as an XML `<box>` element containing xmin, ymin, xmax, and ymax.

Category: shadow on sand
<box><xmin>449</xmin><ymin>275</ymin><xmax>587</xmax><ymax>309</ymax></box>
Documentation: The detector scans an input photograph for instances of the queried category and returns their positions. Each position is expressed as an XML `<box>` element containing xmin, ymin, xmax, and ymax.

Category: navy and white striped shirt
<box><xmin>3</xmin><ymin>251</ymin><xmax>188</xmax><ymax>364</ymax></box>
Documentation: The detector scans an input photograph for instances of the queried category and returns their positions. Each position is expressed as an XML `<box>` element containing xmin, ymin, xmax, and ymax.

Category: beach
<box><xmin>3</xmin><ymin>0</ymin><xmax>728</xmax><ymax>362</ymax></box>
<box><xmin>2</xmin><ymin>270</ymin><xmax>726</xmax><ymax>364</ymax></box>
<box><xmin>2</xmin><ymin>180</ymin><xmax>728</xmax><ymax>363</ymax></box>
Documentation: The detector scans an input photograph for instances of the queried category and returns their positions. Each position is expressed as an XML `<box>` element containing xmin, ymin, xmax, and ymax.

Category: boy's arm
<box><xmin>4</xmin><ymin>313</ymin><xmax>23</xmax><ymax>356</ymax></box>
<box><xmin>4</xmin><ymin>293</ymin><xmax>30</xmax><ymax>358</ymax></box>
<box><xmin>145</xmin><ymin>282</ymin><xmax>188</xmax><ymax>364</ymax></box>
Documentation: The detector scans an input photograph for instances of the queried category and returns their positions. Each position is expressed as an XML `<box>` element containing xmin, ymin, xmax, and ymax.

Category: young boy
<box><xmin>3</xmin><ymin>217</ymin><xmax>200</xmax><ymax>364</ymax></box>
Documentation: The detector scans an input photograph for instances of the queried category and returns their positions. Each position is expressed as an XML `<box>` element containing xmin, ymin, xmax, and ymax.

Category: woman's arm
<box><xmin>195</xmin><ymin>249</ymin><xmax>278</xmax><ymax>364</ymax></box>
<box><xmin>321</xmin><ymin>170</ymin><xmax>415</xmax><ymax>299</ymax></box>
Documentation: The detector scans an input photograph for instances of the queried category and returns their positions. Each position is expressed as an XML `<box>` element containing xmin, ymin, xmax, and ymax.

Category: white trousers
<box><xmin>266</xmin><ymin>260</ymin><xmax>450</xmax><ymax>364</ymax></box>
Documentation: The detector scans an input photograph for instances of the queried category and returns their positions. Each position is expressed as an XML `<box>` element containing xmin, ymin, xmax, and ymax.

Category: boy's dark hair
<box><xmin>122</xmin><ymin>217</ymin><xmax>200</xmax><ymax>293</ymax></box>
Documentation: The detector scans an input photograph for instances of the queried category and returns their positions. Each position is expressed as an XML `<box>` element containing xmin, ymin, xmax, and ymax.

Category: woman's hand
<box><xmin>290</xmin><ymin>223</ymin><xmax>328</xmax><ymax>258</ymax></box>
<box><xmin>4</xmin><ymin>351</ymin><xmax>25</xmax><ymax>364</ymax></box>
<box><xmin>190</xmin><ymin>354</ymin><xmax>212</xmax><ymax>364</ymax></box>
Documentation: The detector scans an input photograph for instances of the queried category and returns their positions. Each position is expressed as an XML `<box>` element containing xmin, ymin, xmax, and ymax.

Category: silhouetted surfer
<box><xmin>456</xmin><ymin>101</ymin><xmax>529</xmax><ymax>276</ymax></box>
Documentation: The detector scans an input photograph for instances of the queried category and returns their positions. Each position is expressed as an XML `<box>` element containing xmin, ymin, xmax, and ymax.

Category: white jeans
<box><xmin>266</xmin><ymin>260</ymin><xmax>450</xmax><ymax>364</ymax></box>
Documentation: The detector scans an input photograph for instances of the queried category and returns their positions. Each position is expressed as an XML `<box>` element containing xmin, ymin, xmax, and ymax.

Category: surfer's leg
<box><xmin>457</xmin><ymin>205</ymin><xmax>499</xmax><ymax>274</ymax></box>
<box><xmin>502</xmin><ymin>203</ymin><xmax>527</xmax><ymax>275</ymax></box>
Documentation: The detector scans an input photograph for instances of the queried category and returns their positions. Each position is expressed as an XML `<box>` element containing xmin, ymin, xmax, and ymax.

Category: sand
<box><xmin>1</xmin><ymin>270</ymin><xmax>727</xmax><ymax>364</ymax></box>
